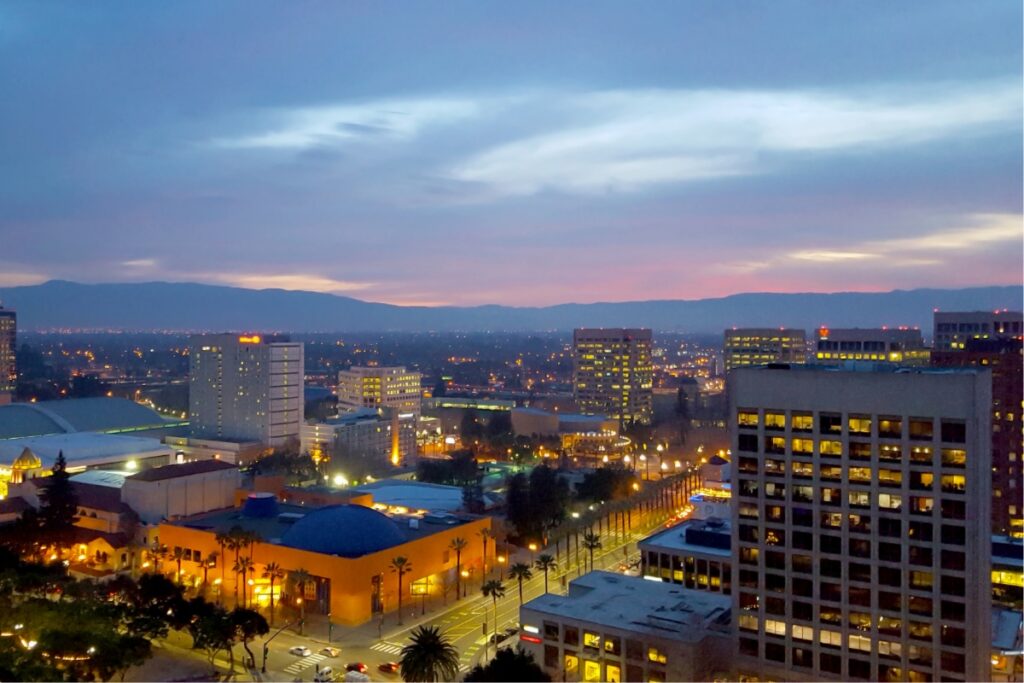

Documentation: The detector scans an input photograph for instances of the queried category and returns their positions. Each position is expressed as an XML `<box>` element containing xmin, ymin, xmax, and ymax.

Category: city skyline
<box><xmin>1</xmin><ymin>2</ymin><xmax>1021</xmax><ymax>306</ymax></box>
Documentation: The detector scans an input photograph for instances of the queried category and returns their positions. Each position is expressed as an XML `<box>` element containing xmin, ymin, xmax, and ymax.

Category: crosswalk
<box><xmin>370</xmin><ymin>641</ymin><xmax>404</xmax><ymax>656</ymax></box>
<box><xmin>283</xmin><ymin>653</ymin><xmax>327</xmax><ymax>675</ymax></box>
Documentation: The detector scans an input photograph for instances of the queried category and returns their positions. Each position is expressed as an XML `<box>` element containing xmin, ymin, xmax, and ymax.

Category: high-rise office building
<box><xmin>933</xmin><ymin>310</ymin><xmax>1023</xmax><ymax>352</ymax></box>
<box><xmin>724</xmin><ymin>328</ymin><xmax>806</xmax><ymax>373</ymax></box>
<box><xmin>814</xmin><ymin>327</ymin><xmax>929</xmax><ymax>366</ymax></box>
<box><xmin>932</xmin><ymin>337</ymin><xmax>1023</xmax><ymax>537</ymax></box>
<box><xmin>188</xmin><ymin>334</ymin><xmax>304</xmax><ymax>446</ymax></box>
<box><xmin>730</xmin><ymin>364</ymin><xmax>991</xmax><ymax>682</ymax></box>
<box><xmin>336</xmin><ymin>366</ymin><xmax>422</xmax><ymax>416</ymax></box>
<box><xmin>0</xmin><ymin>305</ymin><xmax>14</xmax><ymax>405</ymax></box>
<box><xmin>573</xmin><ymin>328</ymin><xmax>653</xmax><ymax>426</ymax></box>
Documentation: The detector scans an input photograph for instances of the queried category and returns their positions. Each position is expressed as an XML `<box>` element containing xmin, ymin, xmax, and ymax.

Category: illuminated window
<box><xmin>879</xmin><ymin>493</ymin><xmax>902</xmax><ymax>510</ymax></box>
<box><xmin>941</xmin><ymin>449</ymin><xmax>966</xmax><ymax>468</ymax></box>
<box><xmin>765</xmin><ymin>413</ymin><xmax>786</xmax><ymax>430</ymax></box>
<box><xmin>792</xmin><ymin>625</ymin><xmax>813</xmax><ymax>642</ymax></box>
<box><xmin>583</xmin><ymin>632</ymin><xmax>600</xmax><ymax>649</ymax></box>
<box><xmin>819</xmin><ymin>629</ymin><xmax>842</xmax><ymax>648</ymax></box>
<box><xmin>792</xmin><ymin>438</ymin><xmax>813</xmax><ymax>455</ymax></box>
<box><xmin>878</xmin><ymin>469</ymin><xmax>902</xmax><ymax>487</ymax></box>
<box><xmin>940</xmin><ymin>474</ymin><xmax>965</xmax><ymax>493</ymax></box>
<box><xmin>848</xmin><ymin>416</ymin><xmax>872</xmax><ymax>435</ymax></box>
<box><xmin>737</xmin><ymin>411</ymin><xmax>759</xmax><ymax>428</ymax></box>
<box><xmin>583</xmin><ymin>659</ymin><xmax>601</xmax><ymax>682</ymax></box>
<box><xmin>849</xmin><ymin>634</ymin><xmax>872</xmax><ymax>652</ymax></box>
<box><xmin>739</xmin><ymin>614</ymin><xmax>759</xmax><ymax>631</ymax></box>
<box><xmin>879</xmin><ymin>444</ymin><xmax>902</xmax><ymax>461</ymax></box>
<box><xmin>819</xmin><ymin>440</ymin><xmax>842</xmax><ymax>457</ymax></box>
<box><xmin>647</xmin><ymin>647</ymin><xmax>667</xmax><ymax>665</ymax></box>
<box><xmin>791</xmin><ymin>413</ymin><xmax>813</xmax><ymax>432</ymax></box>
<box><xmin>564</xmin><ymin>654</ymin><xmax>579</xmax><ymax>677</ymax></box>
<box><xmin>606</xmin><ymin>664</ymin><xmax>621</xmax><ymax>683</ymax></box>
<box><xmin>765</xmin><ymin>619</ymin><xmax>787</xmax><ymax>636</ymax></box>
<box><xmin>849</xmin><ymin>467</ymin><xmax>872</xmax><ymax>483</ymax></box>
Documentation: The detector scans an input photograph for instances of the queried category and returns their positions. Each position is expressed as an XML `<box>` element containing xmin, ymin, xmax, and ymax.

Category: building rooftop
<box><xmin>522</xmin><ymin>571</ymin><xmax>731</xmax><ymax>642</ymax></box>
<box><xmin>738</xmin><ymin>362</ymin><xmax>984</xmax><ymax>375</ymax></box>
<box><xmin>0</xmin><ymin>432</ymin><xmax>170</xmax><ymax>469</ymax></box>
<box><xmin>70</xmin><ymin>470</ymin><xmax>129</xmax><ymax>489</ymax></box>
<box><xmin>992</xmin><ymin>607</ymin><xmax>1023</xmax><ymax>653</ymax></box>
<box><xmin>170</xmin><ymin>499</ymin><xmax>475</xmax><ymax>556</ymax></box>
<box><xmin>354</xmin><ymin>479</ymin><xmax>492</xmax><ymax>513</ymax></box>
<box><xmin>639</xmin><ymin>518</ymin><xmax>732</xmax><ymax>558</ymax></box>
<box><xmin>130</xmin><ymin>458</ymin><xmax>237</xmax><ymax>482</ymax></box>
<box><xmin>0</xmin><ymin>397</ymin><xmax>184</xmax><ymax>440</ymax></box>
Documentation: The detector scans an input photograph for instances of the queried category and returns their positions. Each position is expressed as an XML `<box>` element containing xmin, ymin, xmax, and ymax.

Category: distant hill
<box><xmin>0</xmin><ymin>280</ymin><xmax>1020</xmax><ymax>334</ymax></box>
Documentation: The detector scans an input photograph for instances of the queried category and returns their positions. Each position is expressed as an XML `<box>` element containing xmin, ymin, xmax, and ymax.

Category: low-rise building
<box><xmin>519</xmin><ymin>571</ymin><xmax>732</xmax><ymax>682</ymax></box>
<box><xmin>121</xmin><ymin>459</ymin><xmax>239</xmax><ymax>525</ymax></box>
<box><xmin>639</xmin><ymin>518</ymin><xmax>732</xmax><ymax>595</ymax></box>
<box><xmin>814</xmin><ymin>327</ymin><xmax>929</xmax><ymax>365</ymax></box>
<box><xmin>933</xmin><ymin>310</ymin><xmax>1023</xmax><ymax>351</ymax></box>
<box><xmin>303</xmin><ymin>408</ymin><xmax>417</xmax><ymax>469</ymax></box>
<box><xmin>337</xmin><ymin>366</ymin><xmax>422</xmax><ymax>416</ymax></box>
<box><xmin>724</xmin><ymin>328</ymin><xmax>806</xmax><ymax>373</ymax></box>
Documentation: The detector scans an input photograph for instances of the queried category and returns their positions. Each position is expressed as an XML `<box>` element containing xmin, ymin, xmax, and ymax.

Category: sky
<box><xmin>0</xmin><ymin>2</ymin><xmax>1021</xmax><ymax>306</ymax></box>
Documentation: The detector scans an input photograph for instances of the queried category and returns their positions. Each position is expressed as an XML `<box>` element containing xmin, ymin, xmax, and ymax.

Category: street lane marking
<box><xmin>283</xmin><ymin>653</ymin><xmax>327</xmax><ymax>674</ymax></box>
<box><xmin>370</xmin><ymin>641</ymin><xmax>404</xmax><ymax>655</ymax></box>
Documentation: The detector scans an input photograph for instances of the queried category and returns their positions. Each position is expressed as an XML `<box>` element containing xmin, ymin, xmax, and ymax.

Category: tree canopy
<box><xmin>464</xmin><ymin>647</ymin><xmax>551</xmax><ymax>682</ymax></box>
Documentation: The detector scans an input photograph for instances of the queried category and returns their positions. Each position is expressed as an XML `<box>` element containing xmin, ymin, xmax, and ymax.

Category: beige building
<box><xmin>814</xmin><ymin>327</ymin><xmax>929</xmax><ymax>365</ymax></box>
<box><xmin>189</xmin><ymin>334</ymin><xmax>304</xmax><ymax>447</ymax></box>
<box><xmin>518</xmin><ymin>571</ymin><xmax>732</xmax><ymax>682</ymax></box>
<box><xmin>573</xmin><ymin>329</ymin><xmax>653</xmax><ymax>426</ymax></box>
<box><xmin>302</xmin><ymin>408</ymin><xmax>417</xmax><ymax>468</ymax></box>
<box><xmin>724</xmin><ymin>328</ymin><xmax>806</xmax><ymax>373</ymax></box>
<box><xmin>121</xmin><ymin>459</ymin><xmax>239</xmax><ymax>525</ymax></box>
<box><xmin>730</xmin><ymin>364</ymin><xmax>992</xmax><ymax>681</ymax></box>
<box><xmin>933</xmin><ymin>310</ymin><xmax>1023</xmax><ymax>352</ymax></box>
<box><xmin>336</xmin><ymin>366</ymin><xmax>422</xmax><ymax>416</ymax></box>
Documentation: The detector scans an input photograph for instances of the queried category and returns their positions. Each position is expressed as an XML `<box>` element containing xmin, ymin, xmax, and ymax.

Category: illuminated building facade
<box><xmin>518</xmin><ymin>571</ymin><xmax>732</xmax><ymax>683</ymax></box>
<box><xmin>723</xmin><ymin>328</ymin><xmax>806</xmax><ymax>373</ymax></box>
<box><xmin>933</xmin><ymin>310</ymin><xmax>1023</xmax><ymax>352</ymax></box>
<box><xmin>573</xmin><ymin>328</ymin><xmax>653</xmax><ymax>426</ymax></box>
<box><xmin>815</xmin><ymin>327</ymin><xmax>929</xmax><ymax>366</ymax></box>
<box><xmin>188</xmin><ymin>334</ymin><xmax>304</xmax><ymax>447</ymax></box>
<box><xmin>730</xmin><ymin>364</ymin><xmax>992</xmax><ymax>682</ymax></box>
<box><xmin>302</xmin><ymin>408</ymin><xmax>417</xmax><ymax>468</ymax></box>
<box><xmin>640</xmin><ymin>518</ymin><xmax>732</xmax><ymax>595</ymax></box>
<box><xmin>0</xmin><ymin>305</ymin><xmax>14</xmax><ymax>404</ymax></box>
<box><xmin>932</xmin><ymin>337</ymin><xmax>1023</xmax><ymax>536</ymax></box>
<box><xmin>337</xmin><ymin>366</ymin><xmax>422</xmax><ymax>416</ymax></box>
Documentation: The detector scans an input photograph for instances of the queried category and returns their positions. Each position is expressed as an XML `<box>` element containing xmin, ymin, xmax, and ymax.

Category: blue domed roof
<box><xmin>279</xmin><ymin>505</ymin><xmax>408</xmax><ymax>558</ymax></box>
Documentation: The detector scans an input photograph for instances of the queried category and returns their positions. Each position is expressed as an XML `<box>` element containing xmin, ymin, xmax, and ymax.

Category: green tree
<box><xmin>214</xmin><ymin>531</ymin><xmax>230</xmax><ymax>601</ymax></box>
<box><xmin>190</xmin><ymin>603</ymin><xmax>235</xmax><ymax>673</ymax></box>
<box><xmin>508</xmin><ymin>563</ymin><xmax>532</xmax><ymax>606</ymax></box>
<box><xmin>534</xmin><ymin>554</ymin><xmax>557</xmax><ymax>594</ymax></box>
<box><xmin>202</xmin><ymin>551</ymin><xmax>218</xmax><ymax>595</ymax></box>
<box><xmin>481</xmin><ymin>579</ymin><xmax>505</xmax><ymax>655</ymax></box>
<box><xmin>464</xmin><ymin>646</ymin><xmax>551</xmax><ymax>682</ymax></box>
<box><xmin>478</xmin><ymin>527</ymin><xmax>493</xmax><ymax>575</ymax></box>
<box><xmin>262</xmin><ymin>561</ymin><xmax>285</xmax><ymax>626</ymax></box>
<box><xmin>448</xmin><ymin>538</ymin><xmax>467</xmax><ymax>600</ymax></box>
<box><xmin>287</xmin><ymin>568</ymin><xmax>312</xmax><ymax>635</ymax></box>
<box><xmin>582</xmin><ymin>532</ymin><xmax>602</xmax><ymax>572</ymax></box>
<box><xmin>399</xmin><ymin>624</ymin><xmax>460</xmax><ymax>682</ymax></box>
<box><xmin>38</xmin><ymin>451</ymin><xmax>79</xmax><ymax>548</ymax></box>
<box><xmin>231</xmin><ymin>607</ymin><xmax>269</xmax><ymax>670</ymax></box>
<box><xmin>148</xmin><ymin>542</ymin><xmax>168</xmax><ymax>575</ymax></box>
<box><xmin>172</xmin><ymin>546</ymin><xmax>187</xmax><ymax>585</ymax></box>
<box><xmin>390</xmin><ymin>556</ymin><xmax>412</xmax><ymax>625</ymax></box>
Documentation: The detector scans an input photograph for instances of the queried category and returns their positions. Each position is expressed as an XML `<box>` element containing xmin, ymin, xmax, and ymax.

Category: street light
<box><xmin>528</xmin><ymin>542</ymin><xmax>538</xmax><ymax>562</ymax></box>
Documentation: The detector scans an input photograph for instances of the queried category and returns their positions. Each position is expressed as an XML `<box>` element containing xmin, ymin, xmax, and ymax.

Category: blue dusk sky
<box><xmin>0</xmin><ymin>1</ymin><xmax>1021</xmax><ymax>305</ymax></box>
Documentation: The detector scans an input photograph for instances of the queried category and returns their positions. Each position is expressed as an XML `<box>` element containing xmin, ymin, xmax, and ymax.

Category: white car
<box><xmin>289</xmin><ymin>646</ymin><xmax>313</xmax><ymax>657</ymax></box>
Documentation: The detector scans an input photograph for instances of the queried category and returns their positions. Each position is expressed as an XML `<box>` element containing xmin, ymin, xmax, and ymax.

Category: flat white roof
<box><xmin>522</xmin><ymin>571</ymin><xmax>731</xmax><ymax>643</ymax></box>
<box><xmin>639</xmin><ymin>520</ymin><xmax>731</xmax><ymax>558</ymax></box>
<box><xmin>0</xmin><ymin>432</ymin><xmax>170</xmax><ymax>469</ymax></box>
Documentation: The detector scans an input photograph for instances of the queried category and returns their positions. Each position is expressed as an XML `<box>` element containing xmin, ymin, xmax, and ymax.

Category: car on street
<box><xmin>289</xmin><ymin>646</ymin><xmax>313</xmax><ymax>657</ymax></box>
<box><xmin>313</xmin><ymin>666</ymin><xmax>334</xmax><ymax>682</ymax></box>
<box><xmin>346</xmin><ymin>662</ymin><xmax>368</xmax><ymax>673</ymax></box>
<box><xmin>378</xmin><ymin>662</ymin><xmax>400</xmax><ymax>674</ymax></box>
<box><xmin>320</xmin><ymin>647</ymin><xmax>340</xmax><ymax>657</ymax></box>
<box><xmin>489</xmin><ymin>626</ymin><xmax>518</xmax><ymax>645</ymax></box>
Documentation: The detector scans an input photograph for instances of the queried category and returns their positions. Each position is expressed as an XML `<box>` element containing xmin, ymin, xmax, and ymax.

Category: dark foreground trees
<box><xmin>464</xmin><ymin>647</ymin><xmax>551</xmax><ymax>682</ymax></box>
<box><xmin>399</xmin><ymin>625</ymin><xmax>460</xmax><ymax>682</ymax></box>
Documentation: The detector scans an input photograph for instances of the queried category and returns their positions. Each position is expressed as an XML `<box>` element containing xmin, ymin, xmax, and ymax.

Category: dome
<box><xmin>279</xmin><ymin>505</ymin><xmax>408</xmax><ymax>558</ymax></box>
<box><xmin>11</xmin><ymin>447</ymin><xmax>42</xmax><ymax>470</ymax></box>
<box><xmin>243</xmin><ymin>492</ymin><xmax>279</xmax><ymax>518</ymax></box>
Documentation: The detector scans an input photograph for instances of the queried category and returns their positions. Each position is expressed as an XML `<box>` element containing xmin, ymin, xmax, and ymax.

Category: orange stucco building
<box><xmin>158</xmin><ymin>495</ymin><xmax>490</xmax><ymax>626</ymax></box>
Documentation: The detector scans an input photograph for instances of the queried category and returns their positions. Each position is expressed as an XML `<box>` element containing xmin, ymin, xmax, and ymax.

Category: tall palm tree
<box><xmin>245</xmin><ymin>530</ymin><xmax>262</xmax><ymax>561</ymax></box>
<box><xmin>202</xmin><ymin>551</ymin><xmax>218</xmax><ymax>594</ymax></box>
<box><xmin>399</xmin><ymin>625</ymin><xmax>460</xmax><ymax>682</ymax></box>
<box><xmin>582</xmin><ymin>531</ymin><xmax>602</xmax><ymax>572</ymax></box>
<box><xmin>535</xmin><ymin>554</ymin><xmax>557</xmax><ymax>594</ymax></box>
<box><xmin>508</xmin><ymin>563</ymin><xmax>533</xmax><ymax>606</ymax></box>
<box><xmin>477</xmin><ymin>527</ymin><xmax>493</xmax><ymax>576</ymax></box>
<box><xmin>172</xmin><ymin>546</ymin><xmax>187</xmax><ymax>585</ymax></box>
<box><xmin>214</xmin><ymin>531</ymin><xmax>230</xmax><ymax>602</ymax></box>
<box><xmin>225</xmin><ymin>527</ymin><xmax>245</xmax><ymax>604</ymax></box>
<box><xmin>263</xmin><ymin>561</ymin><xmax>285</xmax><ymax>626</ymax></box>
<box><xmin>449</xmin><ymin>537</ymin><xmax>468</xmax><ymax>600</ymax></box>
<box><xmin>234</xmin><ymin>556</ymin><xmax>254</xmax><ymax>608</ymax></box>
<box><xmin>481</xmin><ymin>579</ymin><xmax>505</xmax><ymax>656</ymax></box>
<box><xmin>288</xmin><ymin>568</ymin><xmax>312</xmax><ymax>635</ymax></box>
<box><xmin>148</xmin><ymin>542</ymin><xmax>168</xmax><ymax>575</ymax></box>
<box><xmin>390</xmin><ymin>556</ymin><xmax>412</xmax><ymax>625</ymax></box>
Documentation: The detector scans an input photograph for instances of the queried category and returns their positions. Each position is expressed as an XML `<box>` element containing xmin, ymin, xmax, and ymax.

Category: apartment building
<box><xmin>573</xmin><ymin>329</ymin><xmax>653</xmax><ymax>426</ymax></box>
<box><xmin>188</xmin><ymin>334</ymin><xmax>304</xmax><ymax>447</ymax></box>
<box><xmin>730</xmin><ymin>364</ymin><xmax>992</xmax><ymax>682</ymax></box>
<box><xmin>724</xmin><ymin>328</ymin><xmax>806</xmax><ymax>373</ymax></box>
<box><xmin>814</xmin><ymin>327</ymin><xmax>929</xmax><ymax>366</ymax></box>
<box><xmin>336</xmin><ymin>366</ymin><xmax>422</xmax><ymax>416</ymax></box>
<box><xmin>933</xmin><ymin>310</ymin><xmax>1023</xmax><ymax>352</ymax></box>
<box><xmin>519</xmin><ymin>571</ymin><xmax>732</xmax><ymax>682</ymax></box>
<box><xmin>640</xmin><ymin>517</ymin><xmax>732</xmax><ymax>595</ymax></box>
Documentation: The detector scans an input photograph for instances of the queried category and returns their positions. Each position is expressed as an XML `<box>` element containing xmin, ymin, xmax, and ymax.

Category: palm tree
<box><xmin>535</xmin><ymin>554</ymin><xmax>557</xmax><ymax>593</ymax></box>
<box><xmin>245</xmin><ymin>530</ymin><xmax>262</xmax><ymax>561</ymax></box>
<box><xmin>214</xmin><ymin>531</ymin><xmax>230</xmax><ymax>602</ymax></box>
<box><xmin>449</xmin><ymin>537</ymin><xmax>468</xmax><ymax>600</ymax></box>
<box><xmin>288</xmin><ymin>568</ymin><xmax>312</xmax><ymax>635</ymax></box>
<box><xmin>234</xmin><ymin>556</ymin><xmax>254</xmax><ymax>608</ymax></box>
<box><xmin>582</xmin><ymin>531</ymin><xmax>602</xmax><ymax>572</ymax></box>
<box><xmin>477</xmin><ymin>527</ymin><xmax>493</xmax><ymax>575</ymax></box>
<box><xmin>508</xmin><ymin>562</ymin><xmax>533</xmax><ymax>606</ymax></box>
<box><xmin>481</xmin><ymin>579</ymin><xmax>505</xmax><ymax>656</ymax></box>
<box><xmin>390</xmin><ymin>556</ymin><xmax>412</xmax><ymax>625</ymax></box>
<box><xmin>225</xmin><ymin>527</ymin><xmax>245</xmax><ymax>604</ymax></box>
<box><xmin>263</xmin><ymin>562</ymin><xmax>285</xmax><ymax>626</ymax></box>
<box><xmin>148</xmin><ymin>542</ymin><xmax>168</xmax><ymax>575</ymax></box>
<box><xmin>202</xmin><ymin>551</ymin><xmax>218</xmax><ymax>594</ymax></box>
<box><xmin>172</xmin><ymin>546</ymin><xmax>187</xmax><ymax>585</ymax></box>
<box><xmin>399</xmin><ymin>624</ymin><xmax>460</xmax><ymax>682</ymax></box>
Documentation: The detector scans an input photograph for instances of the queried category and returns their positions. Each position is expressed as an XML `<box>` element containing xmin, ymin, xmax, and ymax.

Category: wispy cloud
<box><xmin>121</xmin><ymin>258</ymin><xmax>158</xmax><ymax>268</ymax></box>
<box><xmin>210</xmin><ymin>273</ymin><xmax>375</xmax><ymax>294</ymax></box>
<box><xmin>448</xmin><ymin>80</ymin><xmax>1020</xmax><ymax>196</ymax></box>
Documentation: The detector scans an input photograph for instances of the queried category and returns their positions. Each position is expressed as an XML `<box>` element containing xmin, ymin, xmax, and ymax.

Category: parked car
<box><xmin>489</xmin><ymin>631</ymin><xmax>512</xmax><ymax>645</ymax></box>
<box><xmin>346</xmin><ymin>663</ymin><xmax>368</xmax><ymax>673</ymax></box>
<box><xmin>378</xmin><ymin>662</ymin><xmax>400</xmax><ymax>674</ymax></box>
<box><xmin>320</xmin><ymin>647</ymin><xmax>340</xmax><ymax>657</ymax></box>
<box><xmin>289</xmin><ymin>646</ymin><xmax>312</xmax><ymax>657</ymax></box>
<box><xmin>313</xmin><ymin>666</ymin><xmax>334</xmax><ymax>682</ymax></box>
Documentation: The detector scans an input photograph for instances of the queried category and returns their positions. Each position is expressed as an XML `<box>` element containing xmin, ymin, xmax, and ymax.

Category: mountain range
<box><xmin>0</xmin><ymin>280</ymin><xmax>1020</xmax><ymax>334</ymax></box>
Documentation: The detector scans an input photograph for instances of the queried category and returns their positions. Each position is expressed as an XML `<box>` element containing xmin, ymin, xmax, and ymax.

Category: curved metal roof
<box><xmin>280</xmin><ymin>504</ymin><xmax>408</xmax><ymax>558</ymax></box>
<box><xmin>0</xmin><ymin>397</ymin><xmax>173</xmax><ymax>440</ymax></box>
